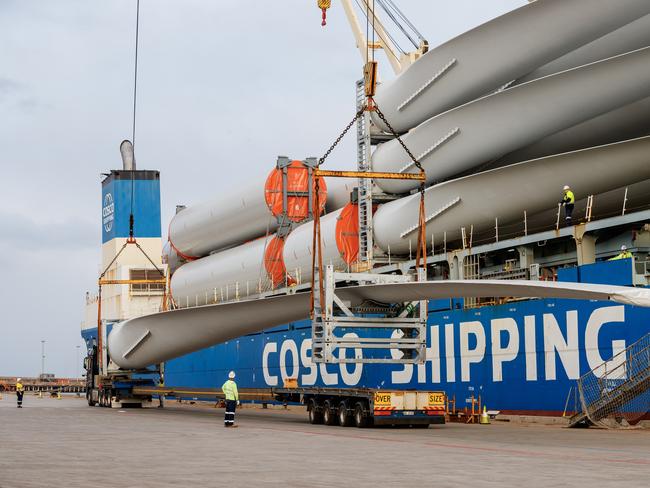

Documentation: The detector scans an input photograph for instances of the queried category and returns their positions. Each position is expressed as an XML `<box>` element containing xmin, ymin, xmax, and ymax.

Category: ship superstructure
<box><xmin>82</xmin><ymin>151</ymin><xmax>164</xmax><ymax>343</ymax></box>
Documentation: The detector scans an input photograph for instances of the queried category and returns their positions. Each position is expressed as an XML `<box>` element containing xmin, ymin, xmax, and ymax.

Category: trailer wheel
<box><xmin>354</xmin><ymin>402</ymin><xmax>369</xmax><ymax>428</ymax></box>
<box><xmin>308</xmin><ymin>399</ymin><xmax>323</xmax><ymax>425</ymax></box>
<box><xmin>338</xmin><ymin>401</ymin><xmax>352</xmax><ymax>427</ymax></box>
<box><xmin>87</xmin><ymin>391</ymin><xmax>96</xmax><ymax>407</ymax></box>
<box><xmin>323</xmin><ymin>400</ymin><xmax>337</xmax><ymax>426</ymax></box>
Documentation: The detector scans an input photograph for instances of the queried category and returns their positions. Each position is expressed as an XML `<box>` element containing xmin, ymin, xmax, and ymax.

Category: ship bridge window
<box><xmin>130</xmin><ymin>268</ymin><xmax>165</xmax><ymax>294</ymax></box>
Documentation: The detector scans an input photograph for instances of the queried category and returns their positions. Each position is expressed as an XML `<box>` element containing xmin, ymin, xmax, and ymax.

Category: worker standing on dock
<box><xmin>16</xmin><ymin>378</ymin><xmax>24</xmax><ymax>408</ymax></box>
<box><xmin>222</xmin><ymin>371</ymin><xmax>240</xmax><ymax>428</ymax></box>
<box><xmin>158</xmin><ymin>375</ymin><xmax>165</xmax><ymax>408</ymax></box>
<box><xmin>561</xmin><ymin>185</ymin><xmax>575</xmax><ymax>223</ymax></box>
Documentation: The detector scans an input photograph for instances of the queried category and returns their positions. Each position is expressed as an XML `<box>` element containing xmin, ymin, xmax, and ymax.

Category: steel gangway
<box><xmin>569</xmin><ymin>332</ymin><xmax>650</xmax><ymax>428</ymax></box>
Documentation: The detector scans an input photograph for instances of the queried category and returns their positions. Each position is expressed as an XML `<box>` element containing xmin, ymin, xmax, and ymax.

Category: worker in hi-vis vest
<box><xmin>609</xmin><ymin>245</ymin><xmax>633</xmax><ymax>261</ymax></box>
<box><xmin>16</xmin><ymin>378</ymin><xmax>24</xmax><ymax>408</ymax></box>
<box><xmin>158</xmin><ymin>375</ymin><xmax>165</xmax><ymax>409</ymax></box>
<box><xmin>560</xmin><ymin>185</ymin><xmax>575</xmax><ymax>223</ymax></box>
<box><xmin>222</xmin><ymin>371</ymin><xmax>240</xmax><ymax>427</ymax></box>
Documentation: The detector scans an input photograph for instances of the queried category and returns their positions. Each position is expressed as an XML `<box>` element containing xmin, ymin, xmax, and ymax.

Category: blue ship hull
<box><xmin>162</xmin><ymin>297</ymin><xmax>649</xmax><ymax>415</ymax></box>
<box><xmin>82</xmin><ymin>260</ymin><xmax>648</xmax><ymax>415</ymax></box>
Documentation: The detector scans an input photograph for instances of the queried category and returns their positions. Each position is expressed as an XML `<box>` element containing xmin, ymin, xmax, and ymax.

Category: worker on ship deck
<box><xmin>16</xmin><ymin>378</ymin><xmax>24</xmax><ymax>408</ymax></box>
<box><xmin>222</xmin><ymin>371</ymin><xmax>240</xmax><ymax>427</ymax></box>
<box><xmin>560</xmin><ymin>185</ymin><xmax>575</xmax><ymax>224</ymax></box>
<box><xmin>609</xmin><ymin>245</ymin><xmax>633</xmax><ymax>261</ymax></box>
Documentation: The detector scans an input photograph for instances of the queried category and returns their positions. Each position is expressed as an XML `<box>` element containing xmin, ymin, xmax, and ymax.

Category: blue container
<box><xmin>558</xmin><ymin>259</ymin><xmax>633</xmax><ymax>286</ymax></box>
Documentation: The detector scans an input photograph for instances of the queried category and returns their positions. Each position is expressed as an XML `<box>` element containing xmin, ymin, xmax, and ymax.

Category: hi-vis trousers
<box><xmin>224</xmin><ymin>399</ymin><xmax>237</xmax><ymax>426</ymax></box>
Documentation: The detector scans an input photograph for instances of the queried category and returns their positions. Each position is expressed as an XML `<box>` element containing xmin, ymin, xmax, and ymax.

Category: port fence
<box><xmin>577</xmin><ymin>332</ymin><xmax>650</xmax><ymax>428</ymax></box>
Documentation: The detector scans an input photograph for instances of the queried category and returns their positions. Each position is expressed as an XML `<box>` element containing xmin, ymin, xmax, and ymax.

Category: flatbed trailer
<box><xmin>85</xmin><ymin>338</ymin><xmax>446</xmax><ymax>427</ymax></box>
<box><xmin>130</xmin><ymin>385</ymin><xmax>446</xmax><ymax>428</ymax></box>
<box><xmin>273</xmin><ymin>386</ymin><xmax>446</xmax><ymax>427</ymax></box>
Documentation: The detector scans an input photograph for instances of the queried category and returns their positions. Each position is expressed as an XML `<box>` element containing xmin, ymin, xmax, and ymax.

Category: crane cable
<box><xmin>380</xmin><ymin>0</ymin><xmax>426</xmax><ymax>44</ymax></box>
<box><xmin>129</xmin><ymin>0</ymin><xmax>141</xmax><ymax>240</ymax></box>
<box><xmin>355</xmin><ymin>0</ymin><xmax>404</xmax><ymax>58</ymax></box>
<box><xmin>375</xmin><ymin>0</ymin><xmax>417</xmax><ymax>49</ymax></box>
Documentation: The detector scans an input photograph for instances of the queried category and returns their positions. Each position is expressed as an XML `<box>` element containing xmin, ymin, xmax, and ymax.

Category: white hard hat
<box><xmin>563</xmin><ymin>185</ymin><xmax>570</xmax><ymax>190</ymax></box>
<box><xmin>621</xmin><ymin>245</ymin><xmax>627</xmax><ymax>251</ymax></box>
<box><xmin>228</xmin><ymin>371</ymin><xmax>235</xmax><ymax>379</ymax></box>
<box><xmin>17</xmin><ymin>378</ymin><xmax>21</xmax><ymax>382</ymax></box>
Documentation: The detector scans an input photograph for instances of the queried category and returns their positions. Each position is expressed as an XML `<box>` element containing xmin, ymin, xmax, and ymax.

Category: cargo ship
<box><xmin>82</xmin><ymin>0</ymin><xmax>650</xmax><ymax>417</ymax></box>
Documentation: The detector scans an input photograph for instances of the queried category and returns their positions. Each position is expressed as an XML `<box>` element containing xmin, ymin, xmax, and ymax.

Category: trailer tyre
<box><xmin>323</xmin><ymin>400</ymin><xmax>337</xmax><ymax>426</ymax></box>
<box><xmin>338</xmin><ymin>401</ymin><xmax>352</xmax><ymax>427</ymax></box>
<box><xmin>308</xmin><ymin>399</ymin><xmax>323</xmax><ymax>425</ymax></box>
<box><xmin>354</xmin><ymin>402</ymin><xmax>369</xmax><ymax>428</ymax></box>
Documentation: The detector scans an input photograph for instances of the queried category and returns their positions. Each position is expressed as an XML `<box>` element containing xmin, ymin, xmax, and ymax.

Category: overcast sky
<box><xmin>0</xmin><ymin>0</ymin><xmax>526</xmax><ymax>378</ymax></box>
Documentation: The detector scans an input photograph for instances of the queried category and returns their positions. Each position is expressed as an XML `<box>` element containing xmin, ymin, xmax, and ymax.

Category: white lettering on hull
<box><xmin>279</xmin><ymin>340</ymin><xmax>299</xmax><ymax>381</ymax></box>
<box><xmin>445</xmin><ymin>323</ymin><xmax>455</xmax><ymax>383</ymax></box>
<box><xmin>262</xmin><ymin>341</ymin><xmax>278</xmax><ymax>386</ymax></box>
<box><xmin>259</xmin><ymin>306</ymin><xmax>630</xmax><ymax>387</ymax></box>
<box><xmin>544</xmin><ymin>311</ymin><xmax>579</xmax><ymax>380</ymax></box>
<box><xmin>460</xmin><ymin>321</ymin><xmax>486</xmax><ymax>382</ymax></box>
<box><xmin>585</xmin><ymin>306</ymin><xmax>627</xmax><ymax>379</ymax></box>
<box><xmin>525</xmin><ymin>315</ymin><xmax>537</xmax><ymax>381</ymax></box>
<box><xmin>491</xmin><ymin>318</ymin><xmax>519</xmax><ymax>382</ymax></box>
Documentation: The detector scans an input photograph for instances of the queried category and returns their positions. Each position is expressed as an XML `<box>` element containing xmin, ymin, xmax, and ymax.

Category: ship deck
<box><xmin>2</xmin><ymin>394</ymin><xmax>648</xmax><ymax>487</ymax></box>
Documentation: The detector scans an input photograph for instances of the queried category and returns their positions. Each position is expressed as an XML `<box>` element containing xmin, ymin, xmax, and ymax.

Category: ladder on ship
<box><xmin>356</xmin><ymin>79</ymin><xmax>373</xmax><ymax>269</ymax></box>
<box><xmin>569</xmin><ymin>332</ymin><xmax>650</xmax><ymax>428</ymax></box>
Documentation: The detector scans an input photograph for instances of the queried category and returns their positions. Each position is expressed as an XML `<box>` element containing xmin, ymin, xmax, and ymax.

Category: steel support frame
<box><xmin>275</xmin><ymin>156</ymin><xmax>317</xmax><ymax>238</ymax></box>
<box><xmin>312</xmin><ymin>265</ymin><xmax>427</xmax><ymax>364</ymax></box>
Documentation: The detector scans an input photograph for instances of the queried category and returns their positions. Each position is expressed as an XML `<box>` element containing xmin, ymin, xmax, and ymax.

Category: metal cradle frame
<box><xmin>311</xmin><ymin>265</ymin><xmax>427</xmax><ymax>364</ymax></box>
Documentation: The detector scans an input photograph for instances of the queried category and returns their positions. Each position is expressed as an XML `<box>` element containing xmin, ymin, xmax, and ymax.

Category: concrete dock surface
<box><xmin>0</xmin><ymin>395</ymin><xmax>648</xmax><ymax>488</ymax></box>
